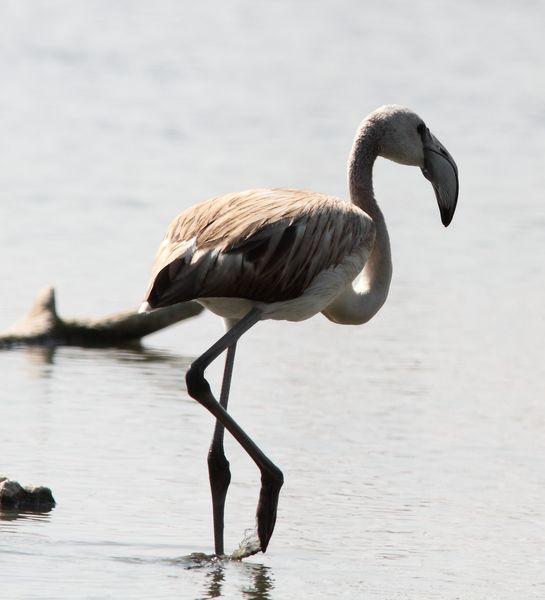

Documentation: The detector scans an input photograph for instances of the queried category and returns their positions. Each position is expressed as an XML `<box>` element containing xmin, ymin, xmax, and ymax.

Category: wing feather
<box><xmin>145</xmin><ymin>189</ymin><xmax>374</xmax><ymax>307</ymax></box>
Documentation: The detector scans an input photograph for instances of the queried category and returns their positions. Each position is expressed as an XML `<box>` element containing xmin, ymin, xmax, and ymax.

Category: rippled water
<box><xmin>1</xmin><ymin>1</ymin><xmax>545</xmax><ymax>598</ymax></box>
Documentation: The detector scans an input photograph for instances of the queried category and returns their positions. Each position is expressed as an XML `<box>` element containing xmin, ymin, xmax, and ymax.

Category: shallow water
<box><xmin>1</xmin><ymin>1</ymin><xmax>545</xmax><ymax>598</ymax></box>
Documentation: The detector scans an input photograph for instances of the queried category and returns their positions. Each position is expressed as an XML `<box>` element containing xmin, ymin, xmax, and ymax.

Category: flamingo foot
<box><xmin>256</xmin><ymin>470</ymin><xmax>283</xmax><ymax>553</ymax></box>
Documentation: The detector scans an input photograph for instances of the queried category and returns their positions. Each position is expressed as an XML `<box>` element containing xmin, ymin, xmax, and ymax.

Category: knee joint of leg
<box><xmin>208</xmin><ymin>452</ymin><xmax>231</xmax><ymax>485</ymax></box>
<box><xmin>186</xmin><ymin>363</ymin><xmax>211</xmax><ymax>398</ymax></box>
<box><xmin>266</xmin><ymin>465</ymin><xmax>284</xmax><ymax>488</ymax></box>
<box><xmin>208</xmin><ymin>448</ymin><xmax>230</xmax><ymax>471</ymax></box>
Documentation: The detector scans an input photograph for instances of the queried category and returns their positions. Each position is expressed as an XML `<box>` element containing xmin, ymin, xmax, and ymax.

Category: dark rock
<box><xmin>0</xmin><ymin>478</ymin><xmax>56</xmax><ymax>511</ymax></box>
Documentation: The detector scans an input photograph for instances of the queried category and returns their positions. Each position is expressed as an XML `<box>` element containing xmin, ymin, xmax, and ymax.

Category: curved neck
<box><xmin>323</xmin><ymin>123</ymin><xmax>393</xmax><ymax>325</ymax></box>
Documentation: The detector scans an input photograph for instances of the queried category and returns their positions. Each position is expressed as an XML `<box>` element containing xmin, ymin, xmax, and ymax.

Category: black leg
<box><xmin>207</xmin><ymin>342</ymin><xmax>237</xmax><ymax>556</ymax></box>
<box><xmin>186</xmin><ymin>308</ymin><xmax>284</xmax><ymax>554</ymax></box>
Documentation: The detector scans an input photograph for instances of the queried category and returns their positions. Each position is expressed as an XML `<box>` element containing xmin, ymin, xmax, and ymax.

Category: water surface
<box><xmin>1</xmin><ymin>1</ymin><xmax>545</xmax><ymax>598</ymax></box>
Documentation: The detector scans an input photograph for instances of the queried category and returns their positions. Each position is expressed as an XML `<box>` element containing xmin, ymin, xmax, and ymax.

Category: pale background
<box><xmin>1</xmin><ymin>1</ymin><xmax>544</xmax><ymax>598</ymax></box>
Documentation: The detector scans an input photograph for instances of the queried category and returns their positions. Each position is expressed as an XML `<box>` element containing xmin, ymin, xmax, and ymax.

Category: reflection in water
<box><xmin>115</xmin><ymin>553</ymin><xmax>275</xmax><ymax>600</ymax></box>
<box><xmin>0</xmin><ymin>509</ymin><xmax>53</xmax><ymax>523</ymax></box>
<box><xmin>21</xmin><ymin>346</ymin><xmax>56</xmax><ymax>379</ymax></box>
<box><xmin>7</xmin><ymin>343</ymin><xmax>193</xmax><ymax>379</ymax></box>
<box><xmin>199</xmin><ymin>558</ymin><xmax>274</xmax><ymax>600</ymax></box>
<box><xmin>241</xmin><ymin>561</ymin><xmax>274</xmax><ymax>600</ymax></box>
<box><xmin>202</xmin><ymin>561</ymin><xmax>225</xmax><ymax>599</ymax></box>
<box><xmin>23</xmin><ymin>346</ymin><xmax>56</xmax><ymax>365</ymax></box>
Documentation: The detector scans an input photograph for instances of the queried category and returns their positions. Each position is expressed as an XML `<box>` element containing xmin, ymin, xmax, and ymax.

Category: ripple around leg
<box><xmin>230</xmin><ymin>526</ymin><xmax>262</xmax><ymax>560</ymax></box>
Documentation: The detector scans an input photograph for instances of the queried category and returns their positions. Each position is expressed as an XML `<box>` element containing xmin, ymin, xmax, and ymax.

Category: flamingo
<box><xmin>139</xmin><ymin>105</ymin><xmax>459</xmax><ymax>556</ymax></box>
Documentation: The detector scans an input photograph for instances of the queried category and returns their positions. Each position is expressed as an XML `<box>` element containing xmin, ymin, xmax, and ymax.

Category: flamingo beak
<box><xmin>420</xmin><ymin>129</ymin><xmax>459</xmax><ymax>227</ymax></box>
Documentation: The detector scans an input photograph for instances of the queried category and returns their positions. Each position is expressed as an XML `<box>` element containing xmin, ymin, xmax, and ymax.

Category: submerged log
<box><xmin>0</xmin><ymin>286</ymin><xmax>203</xmax><ymax>348</ymax></box>
<box><xmin>0</xmin><ymin>477</ymin><xmax>56</xmax><ymax>511</ymax></box>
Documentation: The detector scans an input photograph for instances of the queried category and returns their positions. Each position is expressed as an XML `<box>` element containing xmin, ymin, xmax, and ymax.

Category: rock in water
<box><xmin>0</xmin><ymin>477</ymin><xmax>56</xmax><ymax>511</ymax></box>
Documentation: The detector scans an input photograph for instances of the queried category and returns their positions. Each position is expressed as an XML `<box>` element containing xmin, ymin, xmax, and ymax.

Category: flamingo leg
<box><xmin>186</xmin><ymin>308</ymin><xmax>284</xmax><ymax>555</ymax></box>
<box><xmin>207</xmin><ymin>342</ymin><xmax>237</xmax><ymax>556</ymax></box>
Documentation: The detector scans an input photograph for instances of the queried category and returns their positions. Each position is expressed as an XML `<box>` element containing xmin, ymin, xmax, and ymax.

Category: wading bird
<box><xmin>140</xmin><ymin>105</ymin><xmax>459</xmax><ymax>556</ymax></box>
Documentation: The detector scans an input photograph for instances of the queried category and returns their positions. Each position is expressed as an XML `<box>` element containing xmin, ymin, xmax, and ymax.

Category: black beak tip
<box><xmin>440</xmin><ymin>207</ymin><xmax>455</xmax><ymax>227</ymax></box>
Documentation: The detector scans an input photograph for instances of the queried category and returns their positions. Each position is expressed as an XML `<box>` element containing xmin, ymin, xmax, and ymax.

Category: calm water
<box><xmin>1</xmin><ymin>1</ymin><xmax>545</xmax><ymax>598</ymax></box>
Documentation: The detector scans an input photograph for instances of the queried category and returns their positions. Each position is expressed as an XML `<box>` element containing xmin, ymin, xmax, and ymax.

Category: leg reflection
<box><xmin>200</xmin><ymin>560</ymin><xmax>274</xmax><ymax>600</ymax></box>
<box><xmin>242</xmin><ymin>562</ymin><xmax>274</xmax><ymax>600</ymax></box>
<box><xmin>202</xmin><ymin>561</ymin><xmax>225</xmax><ymax>599</ymax></box>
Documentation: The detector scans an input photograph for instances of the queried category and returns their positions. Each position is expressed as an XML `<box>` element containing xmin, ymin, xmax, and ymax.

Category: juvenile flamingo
<box><xmin>140</xmin><ymin>105</ymin><xmax>459</xmax><ymax>556</ymax></box>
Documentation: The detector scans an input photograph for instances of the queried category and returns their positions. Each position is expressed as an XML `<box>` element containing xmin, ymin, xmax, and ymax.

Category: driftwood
<box><xmin>0</xmin><ymin>286</ymin><xmax>203</xmax><ymax>349</ymax></box>
<box><xmin>0</xmin><ymin>477</ymin><xmax>55</xmax><ymax>512</ymax></box>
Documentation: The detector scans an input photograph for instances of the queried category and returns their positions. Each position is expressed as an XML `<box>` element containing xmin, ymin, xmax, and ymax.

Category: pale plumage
<box><xmin>144</xmin><ymin>188</ymin><xmax>375</xmax><ymax>321</ymax></box>
<box><xmin>140</xmin><ymin>105</ymin><xmax>459</xmax><ymax>557</ymax></box>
